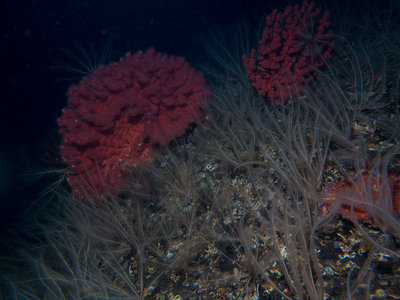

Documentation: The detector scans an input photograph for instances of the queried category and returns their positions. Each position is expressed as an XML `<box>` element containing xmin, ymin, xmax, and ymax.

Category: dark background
<box><xmin>0</xmin><ymin>0</ymin><xmax>287</xmax><ymax>234</ymax></box>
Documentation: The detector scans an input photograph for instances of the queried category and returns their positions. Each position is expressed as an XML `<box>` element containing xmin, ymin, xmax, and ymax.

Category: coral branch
<box><xmin>58</xmin><ymin>48</ymin><xmax>210</xmax><ymax>198</ymax></box>
<box><xmin>243</xmin><ymin>1</ymin><xmax>334</xmax><ymax>104</ymax></box>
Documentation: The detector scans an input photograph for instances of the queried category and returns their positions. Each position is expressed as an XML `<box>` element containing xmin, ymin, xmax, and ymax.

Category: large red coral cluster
<box><xmin>242</xmin><ymin>1</ymin><xmax>334</xmax><ymax>104</ymax></box>
<box><xmin>58</xmin><ymin>48</ymin><xmax>211</xmax><ymax>198</ymax></box>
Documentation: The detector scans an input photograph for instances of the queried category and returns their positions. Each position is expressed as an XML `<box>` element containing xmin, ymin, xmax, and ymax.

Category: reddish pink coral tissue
<box><xmin>243</xmin><ymin>1</ymin><xmax>334</xmax><ymax>104</ymax></box>
<box><xmin>321</xmin><ymin>173</ymin><xmax>400</xmax><ymax>223</ymax></box>
<box><xmin>58</xmin><ymin>48</ymin><xmax>211</xmax><ymax>198</ymax></box>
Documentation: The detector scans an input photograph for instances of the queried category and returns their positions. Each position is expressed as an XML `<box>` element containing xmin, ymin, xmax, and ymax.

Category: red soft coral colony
<box><xmin>243</xmin><ymin>1</ymin><xmax>334</xmax><ymax>104</ymax></box>
<box><xmin>321</xmin><ymin>172</ymin><xmax>400</xmax><ymax>223</ymax></box>
<box><xmin>58</xmin><ymin>48</ymin><xmax>211</xmax><ymax>198</ymax></box>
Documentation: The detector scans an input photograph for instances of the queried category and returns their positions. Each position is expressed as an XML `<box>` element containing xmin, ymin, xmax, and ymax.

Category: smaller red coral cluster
<box><xmin>58</xmin><ymin>48</ymin><xmax>210</xmax><ymax>198</ymax></box>
<box><xmin>243</xmin><ymin>1</ymin><xmax>334</xmax><ymax>104</ymax></box>
<box><xmin>321</xmin><ymin>173</ymin><xmax>400</xmax><ymax>223</ymax></box>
